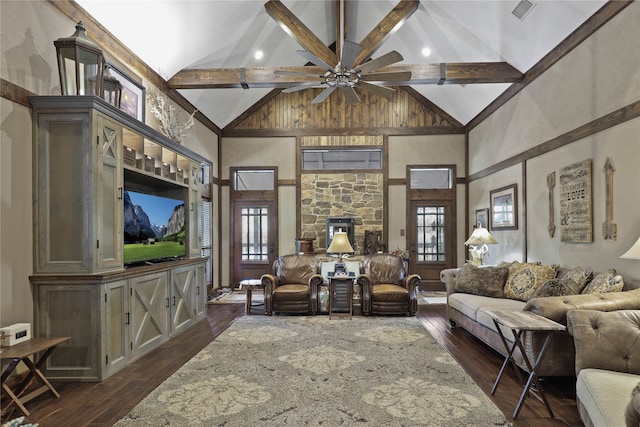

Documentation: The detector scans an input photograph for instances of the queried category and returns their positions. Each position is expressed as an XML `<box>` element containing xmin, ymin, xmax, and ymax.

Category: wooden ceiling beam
<box><xmin>265</xmin><ymin>0</ymin><xmax>337</xmax><ymax>68</ymax></box>
<box><xmin>167</xmin><ymin>62</ymin><xmax>522</xmax><ymax>89</ymax></box>
<box><xmin>353</xmin><ymin>0</ymin><xmax>419</xmax><ymax>67</ymax></box>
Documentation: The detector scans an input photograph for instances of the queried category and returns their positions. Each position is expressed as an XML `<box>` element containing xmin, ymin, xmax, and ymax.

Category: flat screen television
<box><xmin>123</xmin><ymin>190</ymin><xmax>186</xmax><ymax>266</ymax></box>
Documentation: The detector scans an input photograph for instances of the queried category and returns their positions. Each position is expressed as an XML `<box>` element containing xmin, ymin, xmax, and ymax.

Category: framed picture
<box><xmin>475</xmin><ymin>208</ymin><xmax>489</xmax><ymax>229</ymax></box>
<box><xmin>108</xmin><ymin>63</ymin><xmax>145</xmax><ymax>122</ymax></box>
<box><xmin>490</xmin><ymin>184</ymin><xmax>518</xmax><ymax>230</ymax></box>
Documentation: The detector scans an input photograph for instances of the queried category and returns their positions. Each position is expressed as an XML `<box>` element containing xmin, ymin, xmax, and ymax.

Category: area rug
<box><xmin>421</xmin><ymin>290</ymin><xmax>447</xmax><ymax>305</ymax></box>
<box><xmin>115</xmin><ymin>316</ymin><xmax>511</xmax><ymax>426</ymax></box>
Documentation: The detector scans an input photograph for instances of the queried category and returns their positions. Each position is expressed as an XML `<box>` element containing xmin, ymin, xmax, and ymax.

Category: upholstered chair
<box><xmin>262</xmin><ymin>254</ymin><xmax>323</xmax><ymax>315</ymax></box>
<box><xmin>359</xmin><ymin>253</ymin><xmax>421</xmax><ymax>316</ymax></box>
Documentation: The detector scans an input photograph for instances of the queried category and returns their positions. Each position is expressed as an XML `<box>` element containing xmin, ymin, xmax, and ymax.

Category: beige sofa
<box><xmin>440</xmin><ymin>265</ymin><xmax>640</xmax><ymax>377</ymax></box>
<box><xmin>567</xmin><ymin>310</ymin><xmax>640</xmax><ymax>427</ymax></box>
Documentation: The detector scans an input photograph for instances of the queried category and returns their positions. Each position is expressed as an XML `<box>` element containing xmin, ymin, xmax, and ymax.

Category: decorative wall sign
<box><xmin>490</xmin><ymin>184</ymin><xmax>517</xmax><ymax>230</ymax></box>
<box><xmin>559</xmin><ymin>159</ymin><xmax>593</xmax><ymax>242</ymax></box>
<box><xmin>547</xmin><ymin>172</ymin><xmax>556</xmax><ymax>237</ymax></box>
<box><xmin>602</xmin><ymin>157</ymin><xmax>617</xmax><ymax>240</ymax></box>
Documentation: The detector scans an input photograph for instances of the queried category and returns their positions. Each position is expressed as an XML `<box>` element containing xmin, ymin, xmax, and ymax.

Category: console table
<box><xmin>485</xmin><ymin>310</ymin><xmax>566</xmax><ymax>419</ymax></box>
<box><xmin>1</xmin><ymin>336</ymin><xmax>70</xmax><ymax>417</ymax></box>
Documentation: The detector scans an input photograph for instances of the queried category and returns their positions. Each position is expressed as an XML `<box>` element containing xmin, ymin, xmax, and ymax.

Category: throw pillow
<box><xmin>530</xmin><ymin>278</ymin><xmax>579</xmax><ymax>298</ymax></box>
<box><xmin>561</xmin><ymin>266</ymin><xmax>594</xmax><ymax>293</ymax></box>
<box><xmin>626</xmin><ymin>382</ymin><xmax>640</xmax><ymax>427</ymax></box>
<box><xmin>504</xmin><ymin>263</ymin><xmax>557</xmax><ymax>301</ymax></box>
<box><xmin>454</xmin><ymin>264</ymin><xmax>509</xmax><ymax>298</ymax></box>
<box><xmin>582</xmin><ymin>269</ymin><xmax>624</xmax><ymax>294</ymax></box>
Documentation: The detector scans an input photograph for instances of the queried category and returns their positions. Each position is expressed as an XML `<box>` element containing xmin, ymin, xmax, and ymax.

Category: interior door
<box><xmin>230</xmin><ymin>168</ymin><xmax>278</xmax><ymax>287</ymax></box>
<box><xmin>409</xmin><ymin>200</ymin><xmax>455</xmax><ymax>288</ymax></box>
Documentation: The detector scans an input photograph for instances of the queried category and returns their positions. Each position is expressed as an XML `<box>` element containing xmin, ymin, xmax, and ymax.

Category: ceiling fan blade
<box><xmin>343</xmin><ymin>87</ymin><xmax>361</xmax><ymax>105</ymax></box>
<box><xmin>357</xmin><ymin>81</ymin><xmax>395</xmax><ymax>98</ymax></box>
<box><xmin>274</xmin><ymin>69</ymin><xmax>324</xmax><ymax>78</ymax></box>
<box><xmin>312</xmin><ymin>86</ymin><xmax>336</xmax><ymax>104</ymax></box>
<box><xmin>356</xmin><ymin>51</ymin><xmax>404</xmax><ymax>74</ymax></box>
<box><xmin>360</xmin><ymin>71</ymin><xmax>412</xmax><ymax>82</ymax></box>
<box><xmin>341</xmin><ymin>40</ymin><xmax>362</xmax><ymax>70</ymax></box>
<box><xmin>296</xmin><ymin>50</ymin><xmax>335</xmax><ymax>72</ymax></box>
<box><xmin>282</xmin><ymin>83</ymin><xmax>325</xmax><ymax>93</ymax></box>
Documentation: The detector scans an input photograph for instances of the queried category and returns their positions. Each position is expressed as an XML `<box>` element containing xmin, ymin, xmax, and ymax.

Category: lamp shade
<box><xmin>54</xmin><ymin>21</ymin><xmax>104</xmax><ymax>96</ymax></box>
<box><xmin>327</xmin><ymin>232</ymin><xmax>354</xmax><ymax>254</ymax></box>
<box><xmin>464</xmin><ymin>227</ymin><xmax>498</xmax><ymax>246</ymax></box>
<box><xmin>621</xmin><ymin>236</ymin><xmax>640</xmax><ymax>259</ymax></box>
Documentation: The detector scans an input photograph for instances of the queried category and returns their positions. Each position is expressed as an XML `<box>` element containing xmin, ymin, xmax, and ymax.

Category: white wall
<box><xmin>468</xmin><ymin>2</ymin><xmax>640</xmax><ymax>279</ymax></box>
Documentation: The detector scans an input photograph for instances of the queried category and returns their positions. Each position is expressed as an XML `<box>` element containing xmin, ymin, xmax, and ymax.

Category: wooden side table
<box><xmin>238</xmin><ymin>279</ymin><xmax>264</xmax><ymax>315</ymax></box>
<box><xmin>1</xmin><ymin>336</ymin><xmax>70</xmax><ymax>417</ymax></box>
<box><xmin>485</xmin><ymin>310</ymin><xmax>566</xmax><ymax>419</ymax></box>
<box><xmin>329</xmin><ymin>276</ymin><xmax>353</xmax><ymax>319</ymax></box>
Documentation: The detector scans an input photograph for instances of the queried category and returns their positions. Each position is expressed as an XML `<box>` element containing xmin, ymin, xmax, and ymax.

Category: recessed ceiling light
<box><xmin>421</xmin><ymin>47</ymin><xmax>431</xmax><ymax>57</ymax></box>
<box><xmin>254</xmin><ymin>50</ymin><xmax>264</xmax><ymax>60</ymax></box>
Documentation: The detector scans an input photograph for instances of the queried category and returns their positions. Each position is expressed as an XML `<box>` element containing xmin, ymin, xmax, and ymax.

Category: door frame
<box><xmin>406</xmin><ymin>165</ymin><xmax>457</xmax><ymax>290</ymax></box>
<box><xmin>229</xmin><ymin>167</ymin><xmax>278</xmax><ymax>287</ymax></box>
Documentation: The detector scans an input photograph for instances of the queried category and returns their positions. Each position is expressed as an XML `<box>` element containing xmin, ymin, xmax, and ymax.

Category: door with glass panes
<box><xmin>407</xmin><ymin>167</ymin><xmax>456</xmax><ymax>288</ymax></box>
<box><xmin>231</xmin><ymin>168</ymin><xmax>278</xmax><ymax>287</ymax></box>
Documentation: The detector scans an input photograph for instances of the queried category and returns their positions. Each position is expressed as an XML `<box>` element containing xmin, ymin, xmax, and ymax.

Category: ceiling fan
<box><xmin>167</xmin><ymin>1</ymin><xmax>523</xmax><ymax>94</ymax></box>
<box><xmin>269</xmin><ymin>0</ymin><xmax>412</xmax><ymax>105</ymax></box>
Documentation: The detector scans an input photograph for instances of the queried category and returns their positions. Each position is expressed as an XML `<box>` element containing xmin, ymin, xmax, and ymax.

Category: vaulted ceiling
<box><xmin>76</xmin><ymin>0</ymin><xmax>608</xmax><ymax>129</ymax></box>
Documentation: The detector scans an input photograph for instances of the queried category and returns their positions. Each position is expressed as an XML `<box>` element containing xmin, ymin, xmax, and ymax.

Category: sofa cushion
<box><xmin>504</xmin><ymin>263</ymin><xmax>557</xmax><ymax>301</ymax></box>
<box><xmin>576</xmin><ymin>369</ymin><xmax>639</xmax><ymax>427</ymax></box>
<box><xmin>560</xmin><ymin>266</ymin><xmax>593</xmax><ymax>293</ymax></box>
<box><xmin>627</xmin><ymin>383</ymin><xmax>640</xmax><ymax>427</ymax></box>
<box><xmin>448</xmin><ymin>293</ymin><xmax>525</xmax><ymax>322</ymax></box>
<box><xmin>582</xmin><ymin>269</ymin><xmax>624</xmax><ymax>294</ymax></box>
<box><xmin>453</xmin><ymin>264</ymin><xmax>509</xmax><ymax>297</ymax></box>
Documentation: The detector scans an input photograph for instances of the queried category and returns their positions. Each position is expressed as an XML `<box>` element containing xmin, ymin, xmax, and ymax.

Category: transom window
<box><xmin>234</xmin><ymin>170</ymin><xmax>274</xmax><ymax>191</ymax></box>
<box><xmin>302</xmin><ymin>148</ymin><xmax>383</xmax><ymax>170</ymax></box>
<box><xmin>410</xmin><ymin>168</ymin><xmax>453</xmax><ymax>189</ymax></box>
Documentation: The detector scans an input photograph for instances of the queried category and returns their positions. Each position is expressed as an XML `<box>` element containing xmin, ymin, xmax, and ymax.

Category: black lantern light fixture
<box><xmin>54</xmin><ymin>21</ymin><xmax>104</xmax><ymax>96</ymax></box>
<box><xmin>103</xmin><ymin>64</ymin><xmax>122</xmax><ymax>108</ymax></box>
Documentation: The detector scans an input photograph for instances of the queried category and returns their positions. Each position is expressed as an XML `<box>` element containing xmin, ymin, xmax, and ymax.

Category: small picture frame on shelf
<box><xmin>108</xmin><ymin>63</ymin><xmax>145</xmax><ymax>122</ymax></box>
<box><xmin>475</xmin><ymin>208</ymin><xmax>489</xmax><ymax>229</ymax></box>
<box><xmin>490</xmin><ymin>184</ymin><xmax>518</xmax><ymax>230</ymax></box>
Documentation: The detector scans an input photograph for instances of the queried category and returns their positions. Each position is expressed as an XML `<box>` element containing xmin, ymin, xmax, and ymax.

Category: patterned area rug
<box><xmin>115</xmin><ymin>316</ymin><xmax>511</xmax><ymax>426</ymax></box>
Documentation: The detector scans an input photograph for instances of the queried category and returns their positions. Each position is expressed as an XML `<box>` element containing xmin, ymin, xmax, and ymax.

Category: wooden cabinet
<box><xmin>29</xmin><ymin>96</ymin><xmax>210</xmax><ymax>381</ymax></box>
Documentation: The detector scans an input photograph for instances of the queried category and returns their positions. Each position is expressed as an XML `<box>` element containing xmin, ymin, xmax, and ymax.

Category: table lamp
<box><xmin>327</xmin><ymin>231</ymin><xmax>355</xmax><ymax>275</ymax></box>
<box><xmin>464</xmin><ymin>225</ymin><xmax>498</xmax><ymax>266</ymax></box>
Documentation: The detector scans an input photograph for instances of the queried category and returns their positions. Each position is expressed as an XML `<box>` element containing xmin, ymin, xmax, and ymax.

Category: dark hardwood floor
<box><xmin>3</xmin><ymin>301</ymin><xmax>582</xmax><ymax>426</ymax></box>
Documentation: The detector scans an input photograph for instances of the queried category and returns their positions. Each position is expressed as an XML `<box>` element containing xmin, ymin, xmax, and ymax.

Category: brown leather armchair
<box><xmin>262</xmin><ymin>254</ymin><xmax>323</xmax><ymax>315</ymax></box>
<box><xmin>358</xmin><ymin>253</ymin><xmax>421</xmax><ymax>316</ymax></box>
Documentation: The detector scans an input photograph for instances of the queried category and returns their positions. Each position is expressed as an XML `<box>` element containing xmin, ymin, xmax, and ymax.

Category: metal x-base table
<box><xmin>485</xmin><ymin>310</ymin><xmax>566</xmax><ymax>419</ymax></box>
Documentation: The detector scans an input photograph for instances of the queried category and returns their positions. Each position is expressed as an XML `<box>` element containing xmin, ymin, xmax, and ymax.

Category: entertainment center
<box><xmin>28</xmin><ymin>96</ymin><xmax>209</xmax><ymax>381</ymax></box>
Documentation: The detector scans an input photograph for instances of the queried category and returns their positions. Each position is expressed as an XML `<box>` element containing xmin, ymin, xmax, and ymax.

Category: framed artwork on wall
<box><xmin>475</xmin><ymin>208</ymin><xmax>489</xmax><ymax>229</ymax></box>
<box><xmin>490</xmin><ymin>184</ymin><xmax>518</xmax><ymax>230</ymax></box>
<box><xmin>108</xmin><ymin>63</ymin><xmax>145</xmax><ymax>122</ymax></box>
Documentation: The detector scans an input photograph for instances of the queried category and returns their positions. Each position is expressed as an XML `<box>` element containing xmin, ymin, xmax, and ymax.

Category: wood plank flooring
<box><xmin>2</xmin><ymin>302</ymin><xmax>582</xmax><ymax>426</ymax></box>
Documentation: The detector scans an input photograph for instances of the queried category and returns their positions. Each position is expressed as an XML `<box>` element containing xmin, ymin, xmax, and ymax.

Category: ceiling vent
<box><xmin>512</xmin><ymin>0</ymin><xmax>535</xmax><ymax>20</ymax></box>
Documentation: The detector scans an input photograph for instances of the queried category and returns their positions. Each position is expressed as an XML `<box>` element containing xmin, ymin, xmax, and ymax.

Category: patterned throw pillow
<box><xmin>561</xmin><ymin>267</ymin><xmax>594</xmax><ymax>293</ymax></box>
<box><xmin>582</xmin><ymin>269</ymin><xmax>624</xmax><ymax>294</ymax></box>
<box><xmin>504</xmin><ymin>263</ymin><xmax>557</xmax><ymax>301</ymax></box>
<box><xmin>454</xmin><ymin>264</ymin><xmax>509</xmax><ymax>298</ymax></box>
<box><xmin>529</xmin><ymin>278</ymin><xmax>578</xmax><ymax>298</ymax></box>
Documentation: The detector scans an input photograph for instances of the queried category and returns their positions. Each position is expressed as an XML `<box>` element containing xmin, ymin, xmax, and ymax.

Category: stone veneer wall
<box><xmin>300</xmin><ymin>135</ymin><xmax>384</xmax><ymax>254</ymax></box>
